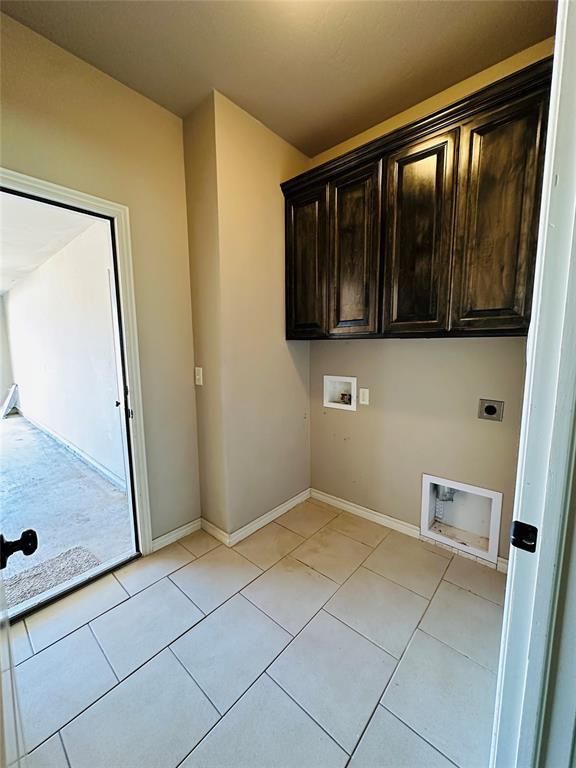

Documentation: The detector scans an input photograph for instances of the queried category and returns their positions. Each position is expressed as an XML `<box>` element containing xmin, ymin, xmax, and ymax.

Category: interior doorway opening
<box><xmin>0</xmin><ymin>188</ymin><xmax>140</xmax><ymax>617</ymax></box>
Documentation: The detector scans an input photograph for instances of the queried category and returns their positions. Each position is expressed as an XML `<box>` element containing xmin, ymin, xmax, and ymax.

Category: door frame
<box><xmin>491</xmin><ymin>1</ymin><xmax>576</xmax><ymax>764</ymax></box>
<box><xmin>0</xmin><ymin>167</ymin><xmax>153</xmax><ymax>561</ymax></box>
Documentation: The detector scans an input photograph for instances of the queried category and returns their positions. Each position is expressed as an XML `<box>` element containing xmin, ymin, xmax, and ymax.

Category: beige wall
<box><xmin>311</xmin><ymin>339</ymin><xmax>525</xmax><ymax>557</ymax></box>
<box><xmin>5</xmin><ymin>222</ymin><xmax>126</xmax><ymax>482</ymax></box>
<box><xmin>1</xmin><ymin>15</ymin><xmax>201</xmax><ymax>538</ymax></box>
<box><xmin>184</xmin><ymin>92</ymin><xmax>310</xmax><ymax>534</ymax></box>
<box><xmin>214</xmin><ymin>93</ymin><xmax>310</xmax><ymax>531</ymax></box>
<box><xmin>183</xmin><ymin>95</ymin><xmax>228</xmax><ymax>530</ymax></box>
<box><xmin>308</xmin><ymin>41</ymin><xmax>553</xmax><ymax>557</ymax></box>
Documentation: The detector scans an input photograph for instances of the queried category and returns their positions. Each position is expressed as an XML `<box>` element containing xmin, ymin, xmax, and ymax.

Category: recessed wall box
<box><xmin>421</xmin><ymin>474</ymin><xmax>502</xmax><ymax>564</ymax></box>
<box><xmin>478</xmin><ymin>399</ymin><xmax>504</xmax><ymax>421</ymax></box>
<box><xmin>323</xmin><ymin>376</ymin><xmax>357</xmax><ymax>411</ymax></box>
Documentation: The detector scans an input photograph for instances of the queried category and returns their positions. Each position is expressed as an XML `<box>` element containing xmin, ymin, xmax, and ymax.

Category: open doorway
<box><xmin>0</xmin><ymin>187</ymin><xmax>140</xmax><ymax>616</ymax></box>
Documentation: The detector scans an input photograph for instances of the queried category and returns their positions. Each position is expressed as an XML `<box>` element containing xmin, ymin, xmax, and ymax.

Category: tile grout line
<box><xmin>57</xmin><ymin>730</ymin><xmax>72</xmax><ymax>768</ymax></box>
<box><xmin>263</xmin><ymin>672</ymin><xmax>351</xmax><ymax>756</ymax></box>
<box><xmin>360</xmin><ymin>560</ymin><xmax>449</xmax><ymax>601</ymax></box>
<box><xmin>342</xmin><ymin>548</ymin><xmax>458</xmax><ymax>766</ymax></box>
<box><xmin>168</xmin><ymin>646</ymin><xmax>223</xmax><ymax>717</ymax></box>
<box><xmin>87</xmin><ymin>622</ymin><xmax>119</xmax><ymax>683</ymax></box>
<box><xmin>17</xmin><ymin>533</ymin><xmax>292</xmax><ymax>757</ymax></box>
<box><xmin>362</xmin><ymin>556</ymin><xmax>459</xmax><ymax>766</ymax></box>
<box><xmin>20</xmin><ymin>505</ymin><xmax>490</xmax><ymax>764</ymax></box>
<box><xmin>443</xmin><ymin>574</ymin><xmax>505</xmax><ymax>606</ymax></box>
<box><xmin>323</xmin><ymin>609</ymin><xmax>399</xmax><ymax>659</ymax></box>
<box><xmin>236</xmin><ymin>593</ymin><xmax>295</xmax><ymax>638</ymax></box>
<box><xmin>111</xmin><ymin>570</ymin><xmax>131</xmax><ymax>598</ymax></box>
<box><xmin>416</xmin><ymin>626</ymin><xmax>499</xmax><ymax>676</ymax></box>
<box><xmin>166</xmin><ymin>576</ymin><xmax>207</xmax><ymax>618</ymax></box>
<box><xmin>378</xmin><ymin>704</ymin><xmax>461</xmax><ymax>768</ymax></box>
<box><xmin>173</xmin><ymin>517</ymin><xmax>387</xmax><ymax>765</ymax></box>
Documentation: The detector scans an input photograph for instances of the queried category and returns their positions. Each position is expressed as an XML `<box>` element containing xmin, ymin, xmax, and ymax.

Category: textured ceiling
<box><xmin>0</xmin><ymin>193</ymin><xmax>98</xmax><ymax>294</ymax></box>
<box><xmin>1</xmin><ymin>1</ymin><xmax>556</xmax><ymax>155</ymax></box>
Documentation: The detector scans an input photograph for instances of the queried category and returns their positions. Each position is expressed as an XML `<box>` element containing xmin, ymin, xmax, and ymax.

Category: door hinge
<box><xmin>510</xmin><ymin>520</ymin><xmax>538</xmax><ymax>553</ymax></box>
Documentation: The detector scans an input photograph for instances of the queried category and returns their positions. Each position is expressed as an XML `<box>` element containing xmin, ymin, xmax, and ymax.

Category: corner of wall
<box><xmin>183</xmin><ymin>93</ymin><xmax>230</xmax><ymax>532</ymax></box>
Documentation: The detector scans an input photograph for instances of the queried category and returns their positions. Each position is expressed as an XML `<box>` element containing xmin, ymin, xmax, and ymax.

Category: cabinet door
<box><xmin>384</xmin><ymin>132</ymin><xmax>456</xmax><ymax>333</ymax></box>
<box><xmin>285</xmin><ymin>186</ymin><xmax>328</xmax><ymax>338</ymax></box>
<box><xmin>328</xmin><ymin>161</ymin><xmax>382</xmax><ymax>336</ymax></box>
<box><xmin>451</xmin><ymin>95</ymin><xmax>547</xmax><ymax>331</ymax></box>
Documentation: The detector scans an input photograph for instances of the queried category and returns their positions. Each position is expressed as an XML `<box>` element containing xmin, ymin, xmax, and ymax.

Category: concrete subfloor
<box><xmin>0</xmin><ymin>414</ymin><xmax>134</xmax><ymax>589</ymax></box>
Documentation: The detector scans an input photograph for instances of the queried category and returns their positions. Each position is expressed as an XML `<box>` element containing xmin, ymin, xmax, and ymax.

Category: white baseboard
<box><xmin>152</xmin><ymin>519</ymin><xmax>202</xmax><ymax>552</ymax></box>
<box><xmin>150</xmin><ymin>485</ymin><xmax>511</xmax><ymax>573</ymax></box>
<box><xmin>201</xmin><ymin>488</ymin><xmax>312</xmax><ymax>547</ymax></box>
<box><xmin>310</xmin><ymin>488</ymin><xmax>509</xmax><ymax>573</ymax></box>
<box><xmin>310</xmin><ymin>488</ymin><xmax>419</xmax><ymax>538</ymax></box>
<box><xmin>19</xmin><ymin>410</ymin><xmax>127</xmax><ymax>490</ymax></box>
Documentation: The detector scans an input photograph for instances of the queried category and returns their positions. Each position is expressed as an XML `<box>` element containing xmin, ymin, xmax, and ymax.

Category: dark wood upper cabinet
<box><xmin>451</xmin><ymin>94</ymin><xmax>547</xmax><ymax>331</ymax></box>
<box><xmin>281</xmin><ymin>59</ymin><xmax>551</xmax><ymax>340</ymax></box>
<box><xmin>384</xmin><ymin>131</ymin><xmax>456</xmax><ymax>333</ymax></box>
<box><xmin>285</xmin><ymin>186</ymin><xmax>328</xmax><ymax>338</ymax></box>
<box><xmin>328</xmin><ymin>161</ymin><xmax>382</xmax><ymax>336</ymax></box>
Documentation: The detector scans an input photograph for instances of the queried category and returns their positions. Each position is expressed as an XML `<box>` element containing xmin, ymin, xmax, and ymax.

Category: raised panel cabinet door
<box><xmin>285</xmin><ymin>186</ymin><xmax>328</xmax><ymax>338</ymax></box>
<box><xmin>451</xmin><ymin>94</ymin><xmax>547</xmax><ymax>331</ymax></box>
<box><xmin>384</xmin><ymin>131</ymin><xmax>457</xmax><ymax>333</ymax></box>
<box><xmin>328</xmin><ymin>161</ymin><xmax>382</xmax><ymax>336</ymax></box>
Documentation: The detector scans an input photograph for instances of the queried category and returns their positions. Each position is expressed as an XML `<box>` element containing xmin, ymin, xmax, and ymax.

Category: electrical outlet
<box><xmin>478</xmin><ymin>398</ymin><xmax>504</xmax><ymax>421</ymax></box>
<box><xmin>195</xmin><ymin>367</ymin><xmax>203</xmax><ymax>386</ymax></box>
<box><xmin>359</xmin><ymin>387</ymin><xmax>370</xmax><ymax>405</ymax></box>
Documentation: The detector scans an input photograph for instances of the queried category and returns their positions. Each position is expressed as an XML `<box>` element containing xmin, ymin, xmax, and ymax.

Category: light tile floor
<box><xmin>10</xmin><ymin>500</ymin><xmax>506</xmax><ymax>768</ymax></box>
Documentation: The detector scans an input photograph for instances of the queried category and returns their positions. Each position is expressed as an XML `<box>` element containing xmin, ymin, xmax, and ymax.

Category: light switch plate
<box><xmin>359</xmin><ymin>387</ymin><xmax>370</xmax><ymax>405</ymax></box>
<box><xmin>195</xmin><ymin>367</ymin><xmax>203</xmax><ymax>386</ymax></box>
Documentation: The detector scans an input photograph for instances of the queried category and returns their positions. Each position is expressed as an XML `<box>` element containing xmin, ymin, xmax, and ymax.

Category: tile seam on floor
<box><xmin>231</xmin><ymin>536</ymin><xmax>304</xmax><ymax>570</ymax></box>
<box><xmin>289</xmin><ymin>537</ymin><xmax>374</xmax><ymax>586</ymax></box>
<box><xmin>111</xmin><ymin>570</ymin><xmax>131</xmax><ymax>597</ymax></box>
<box><xmin>168</xmin><ymin>646</ymin><xmax>224</xmax><ymax>716</ymax></box>
<box><xmin>370</xmin><ymin>563</ymin><xmax>471</xmax><ymax>767</ymax></box>
<box><xmin>21</xmin><ymin>504</ymin><xmax>494</xmax><ymax>766</ymax></box>
<box><xmin>27</xmin><ymin>579</ymin><xmax>227</xmax><ymax>754</ymax></box>
<box><xmin>235</xmin><ymin>592</ymin><xmax>296</xmax><ymax>638</ymax></box>
<box><xmin>170</xmin><ymin>580</ymin><xmax>336</xmax><ymax>768</ymax></box>
<box><xmin>321</xmin><ymin>606</ymin><xmax>401</xmax><ymax>660</ymax></box>
<box><xmin>87</xmin><ymin>622</ymin><xmax>119</xmax><ymax>683</ymax></box>
<box><xmin>167</xmin><ymin>552</ymin><xmax>265</xmax><ymax>616</ymax></box>
<box><xmin>443</xmin><ymin>575</ymin><xmax>505</xmax><ymax>606</ymax></box>
<box><xmin>173</xmin><ymin>538</ymin><xmax>379</xmax><ymax>767</ymax></box>
<box><xmin>416</xmin><ymin>626</ymin><xmax>498</xmax><ymax>676</ymax></box>
<box><xmin>172</xmin><ymin>669</ymin><xmax>270</xmax><ymax>767</ymax></box>
<box><xmin>165</xmin><ymin>574</ymin><xmax>206</xmax><ymax>618</ymax></box>
<box><xmin>360</xmin><ymin>561</ymin><xmax>451</xmax><ymax>601</ymax></box>
<box><xmin>169</xmin><ymin>591</ymin><xmax>301</xmax><ymax>721</ymax></box>
<box><xmin>320</xmin><ymin>608</ymin><xmax>401</xmax><ymax>659</ymax></box>
<box><xmin>23</xmin><ymin>582</ymin><xmax>132</xmax><ymax>658</ymax></box>
<box><xmin>21</xmin><ymin>619</ymin><xmax>33</xmax><ymax>657</ymax></box>
<box><xmin>378</xmin><ymin>704</ymin><xmax>461</xmax><ymax>768</ymax></box>
<box><xmin>57</xmin><ymin>730</ymin><xmax>72</xmax><ymax>768</ymax></box>
<box><xmin>262</xmin><ymin>671</ymin><xmax>352</xmax><ymax>756</ymax></box>
<box><xmin>113</xmin><ymin>550</ymin><xmax>199</xmax><ymax>598</ymax></box>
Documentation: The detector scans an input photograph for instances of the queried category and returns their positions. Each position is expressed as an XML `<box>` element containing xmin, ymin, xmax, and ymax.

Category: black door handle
<box><xmin>510</xmin><ymin>520</ymin><xmax>538</xmax><ymax>553</ymax></box>
<box><xmin>0</xmin><ymin>530</ymin><xmax>39</xmax><ymax>570</ymax></box>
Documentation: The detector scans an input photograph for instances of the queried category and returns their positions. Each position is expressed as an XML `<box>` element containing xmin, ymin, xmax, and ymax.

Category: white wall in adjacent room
<box><xmin>0</xmin><ymin>295</ymin><xmax>14</xmax><ymax>401</ymax></box>
<box><xmin>5</xmin><ymin>220</ymin><xmax>126</xmax><ymax>483</ymax></box>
